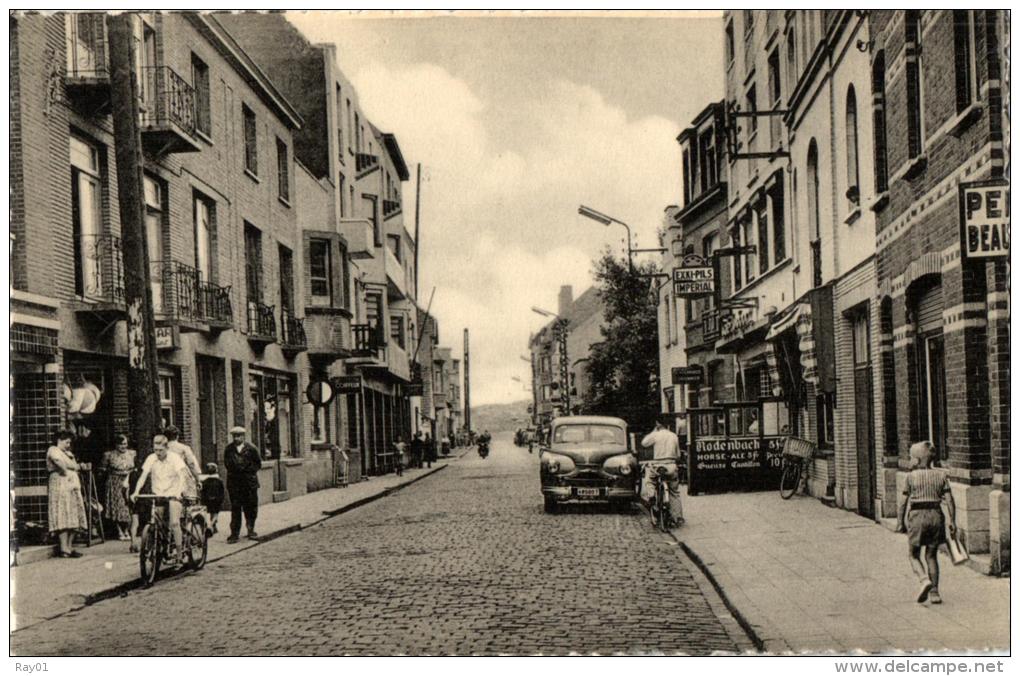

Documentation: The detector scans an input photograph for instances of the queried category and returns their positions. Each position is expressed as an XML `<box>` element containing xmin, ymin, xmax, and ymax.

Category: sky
<box><xmin>286</xmin><ymin>11</ymin><xmax>724</xmax><ymax>406</ymax></box>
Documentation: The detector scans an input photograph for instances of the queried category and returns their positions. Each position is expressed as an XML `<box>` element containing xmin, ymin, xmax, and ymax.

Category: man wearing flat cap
<box><xmin>224</xmin><ymin>426</ymin><xmax>262</xmax><ymax>543</ymax></box>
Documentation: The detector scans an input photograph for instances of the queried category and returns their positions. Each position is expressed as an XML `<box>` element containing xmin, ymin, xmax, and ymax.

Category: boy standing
<box><xmin>897</xmin><ymin>441</ymin><xmax>957</xmax><ymax>604</ymax></box>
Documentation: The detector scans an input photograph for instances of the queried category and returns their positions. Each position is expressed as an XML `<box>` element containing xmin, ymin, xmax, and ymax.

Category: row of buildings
<box><xmin>657</xmin><ymin>10</ymin><xmax>1009</xmax><ymax>574</ymax></box>
<box><xmin>10</xmin><ymin>12</ymin><xmax>464</xmax><ymax>537</ymax></box>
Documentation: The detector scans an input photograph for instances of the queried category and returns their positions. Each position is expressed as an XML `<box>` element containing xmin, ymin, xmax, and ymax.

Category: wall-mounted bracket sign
<box><xmin>960</xmin><ymin>179</ymin><xmax>1009</xmax><ymax>260</ymax></box>
<box><xmin>671</xmin><ymin>365</ymin><xmax>704</xmax><ymax>385</ymax></box>
<box><xmin>330</xmin><ymin>375</ymin><xmax>363</xmax><ymax>394</ymax></box>
<box><xmin>306</xmin><ymin>379</ymin><xmax>335</xmax><ymax>407</ymax></box>
<box><xmin>673</xmin><ymin>254</ymin><xmax>716</xmax><ymax>298</ymax></box>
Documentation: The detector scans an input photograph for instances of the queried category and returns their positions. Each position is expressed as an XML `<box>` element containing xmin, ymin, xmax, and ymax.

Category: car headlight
<box><xmin>543</xmin><ymin>453</ymin><xmax>575</xmax><ymax>474</ymax></box>
<box><xmin>603</xmin><ymin>454</ymin><xmax>636</xmax><ymax>475</ymax></box>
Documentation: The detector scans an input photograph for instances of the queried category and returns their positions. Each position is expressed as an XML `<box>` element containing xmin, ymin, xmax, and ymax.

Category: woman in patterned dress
<box><xmin>47</xmin><ymin>430</ymin><xmax>88</xmax><ymax>558</ymax></box>
<box><xmin>100</xmin><ymin>434</ymin><xmax>137</xmax><ymax>541</ymax></box>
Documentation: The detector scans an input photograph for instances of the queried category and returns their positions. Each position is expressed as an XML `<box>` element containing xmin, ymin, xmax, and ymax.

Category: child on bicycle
<box><xmin>200</xmin><ymin>463</ymin><xmax>225</xmax><ymax>536</ymax></box>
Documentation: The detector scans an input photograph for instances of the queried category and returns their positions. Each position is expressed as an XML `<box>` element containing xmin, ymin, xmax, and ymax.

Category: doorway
<box><xmin>851</xmin><ymin>312</ymin><xmax>876</xmax><ymax>519</ymax></box>
<box><xmin>196</xmin><ymin>356</ymin><xmax>225</xmax><ymax>468</ymax></box>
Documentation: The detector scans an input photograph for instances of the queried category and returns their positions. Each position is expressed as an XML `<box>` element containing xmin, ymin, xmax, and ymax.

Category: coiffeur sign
<box><xmin>960</xmin><ymin>180</ymin><xmax>1009</xmax><ymax>260</ymax></box>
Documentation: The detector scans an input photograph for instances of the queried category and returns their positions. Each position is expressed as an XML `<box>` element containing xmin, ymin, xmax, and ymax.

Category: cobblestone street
<box><xmin>12</xmin><ymin>439</ymin><xmax>748</xmax><ymax>656</ymax></box>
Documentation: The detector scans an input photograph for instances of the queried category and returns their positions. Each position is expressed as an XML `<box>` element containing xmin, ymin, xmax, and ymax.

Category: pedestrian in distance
<box><xmin>441</xmin><ymin>434</ymin><xmax>451</xmax><ymax>457</ymax></box>
<box><xmin>423</xmin><ymin>432</ymin><xmax>436</xmax><ymax>469</ymax></box>
<box><xmin>200</xmin><ymin>463</ymin><xmax>225</xmax><ymax>536</ymax></box>
<box><xmin>410</xmin><ymin>431</ymin><xmax>424</xmax><ymax>469</ymax></box>
<box><xmin>99</xmin><ymin>434</ymin><xmax>136</xmax><ymax>541</ymax></box>
<box><xmin>393</xmin><ymin>437</ymin><xmax>407</xmax><ymax>476</ymax></box>
<box><xmin>224</xmin><ymin>426</ymin><xmax>263</xmax><ymax>543</ymax></box>
<box><xmin>46</xmin><ymin>430</ymin><xmax>88</xmax><ymax>558</ymax></box>
<box><xmin>897</xmin><ymin>440</ymin><xmax>958</xmax><ymax>604</ymax></box>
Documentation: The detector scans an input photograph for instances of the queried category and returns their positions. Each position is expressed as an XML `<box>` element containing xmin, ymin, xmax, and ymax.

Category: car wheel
<box><xmin>543</xmin><ymin>496</ymin><xmax>558</xmax><ymax>514</ymax></box>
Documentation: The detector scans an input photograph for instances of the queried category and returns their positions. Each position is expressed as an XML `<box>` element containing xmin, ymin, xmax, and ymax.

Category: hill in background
<box><xmin>470</xmin><ymin>400</ymin><xmax>531</xmax><ymax>434</ymax></box>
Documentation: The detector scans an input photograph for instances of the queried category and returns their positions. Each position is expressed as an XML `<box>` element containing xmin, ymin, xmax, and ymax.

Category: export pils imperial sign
<box><xmin>673</xmin><ymin>254</ymin><xmax>716</xmax><ymax>298</ymax></box>
<box><xmin>960</xmin><ymin>180</ymin><xmax>1009</xmax><ymax>260</ymax></box>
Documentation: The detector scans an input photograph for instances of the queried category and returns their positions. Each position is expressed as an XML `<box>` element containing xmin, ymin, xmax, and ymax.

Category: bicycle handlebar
<box><xmin>132</xmin><ymin>494</ymin><xmax>182</xmax><ymax>502</ymax></box>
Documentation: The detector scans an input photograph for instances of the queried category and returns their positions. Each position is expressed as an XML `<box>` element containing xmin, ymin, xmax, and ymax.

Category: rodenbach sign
<box><xmin>959</xmin><ymin>180</ymin><xmax>1009</xmax><ymax>260</ymax></box>
<box><xmin>673</xmin><ymin>253</ymin><xmax>716</xmax><ymax>298</ymax></box>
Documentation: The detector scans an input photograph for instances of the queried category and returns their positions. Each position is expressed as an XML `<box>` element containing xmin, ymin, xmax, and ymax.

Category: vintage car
<box><xmin>539</xmin><ymin>415</ymin><xmax>638</xmax><ymax>512</ymax></box>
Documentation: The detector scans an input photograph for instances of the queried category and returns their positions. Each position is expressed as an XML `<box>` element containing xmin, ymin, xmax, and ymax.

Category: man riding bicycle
<box><xmin>639</xmin><ymin>419</ymin><xmax>684</xmax><ymax>528</ymax></box>
<box><xmin>131</xmin><ymin>435</ymin><xmax>187</xmax><ymax>564</ymax></box>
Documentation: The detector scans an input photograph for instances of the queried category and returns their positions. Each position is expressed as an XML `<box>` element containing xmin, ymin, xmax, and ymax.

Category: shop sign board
<box><xmin>687</xmin><ymin>435</ymin><xmax>785</xmax><ymax>494</ymax></box>
<box><xmin>671</xmin><ymin>365</ymin><xmax>704</xmax><ymax>385</ymax></box>
<box><xmin>331</xmin><ymin>375</ymin><xmax>363</xmax><ymax>394</ymax></box>
<box><xmin>155</xmin><ymin>325</ymin><xmax>178</xmax><ymax>350</ymax></box>
<box><xmin>673</xmin><ymin>254</ymin><xmax>716</xmax><ymax>298</ymax></box>
<box><xmin>960</xmin><ymin>180</ymin><xmax>1010</xmax><ymax>260</ymax></box>
<box><xmin>404</xmin><ymin>382</ymin><xmax>424</xmax><ymax>397</ymax></box>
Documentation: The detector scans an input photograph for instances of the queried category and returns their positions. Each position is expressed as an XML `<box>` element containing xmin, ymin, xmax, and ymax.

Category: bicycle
<box><xmin>645</xmin><ymin>463</ymin><xmax>679</xmax><ymax>532</ymax></box>
<box><xmin>779</xmin><ymin>436</ymin><xmax>817</xmax><ymax>500</ymax></box>
<box><xmin>134</xmin><ymin>495</ymin><xmax>209</xmax><ymax>586</ymax></box>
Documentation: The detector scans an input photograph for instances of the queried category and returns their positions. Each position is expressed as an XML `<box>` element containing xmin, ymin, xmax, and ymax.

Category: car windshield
<box><xmin>553</xmin><ymin>424</ymin><xmax>625</xmax><ymax>445</ymax></box>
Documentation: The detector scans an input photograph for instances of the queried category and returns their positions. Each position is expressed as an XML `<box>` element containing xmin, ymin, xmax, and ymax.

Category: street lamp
<box><xmin>530</xmin><ymin>306</ymin><xmax>559</xmax><ymax>319</ymax></box>
<box><xmin>578</xmin><ymin>204</ymin><xmax>666</xmax><ymax>271</ymax></box>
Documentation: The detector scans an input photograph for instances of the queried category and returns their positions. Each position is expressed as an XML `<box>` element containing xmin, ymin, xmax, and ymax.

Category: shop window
<box><xmin>249</xmin><ymin>370</ymin><xmax>297</xmax><ymax>460</ymax></box>
<box><xmin>817</xmin><ymin>392</ymin><xmax>835</xmax><ymax>449</ymax></box>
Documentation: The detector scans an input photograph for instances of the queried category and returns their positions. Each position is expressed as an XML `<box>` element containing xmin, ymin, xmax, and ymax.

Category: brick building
<box><xmin>868</xmin><ymin>10</ymin><xmax>1009</xmax><ymax>572</ymax></box>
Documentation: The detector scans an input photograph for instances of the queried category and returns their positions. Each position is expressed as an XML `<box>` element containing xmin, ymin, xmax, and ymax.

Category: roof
<box><xmin>381</xmin><ymin>133</ymin><xmax>411</xmax><ymax>181</ymax></box>
<box><xmin>551</xmin><ymin>415</ymin><xmax>627</xmax><ymax>428</ymax></box>
<box><xmin>534</xmin><ymin>285</ymin><xmax>604</xmax><ymax>341</ymax></box>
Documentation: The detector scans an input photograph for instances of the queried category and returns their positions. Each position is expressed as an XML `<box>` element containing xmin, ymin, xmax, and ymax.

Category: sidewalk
<box><xmin>675</xmin><ymin>489</ymin><xmax>1010</xmax><ymax>654</ymax></box>
<box><xmin>10</xmin><ymin>453</ymin><xmax>463</xmax><ymax>632</ymax></box>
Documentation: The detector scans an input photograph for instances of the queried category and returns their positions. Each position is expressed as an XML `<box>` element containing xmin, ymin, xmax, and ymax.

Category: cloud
<box><xmin>347</xmin><ymin>62</ymin><xmax>681</xmax><ymax>404</ymax></box>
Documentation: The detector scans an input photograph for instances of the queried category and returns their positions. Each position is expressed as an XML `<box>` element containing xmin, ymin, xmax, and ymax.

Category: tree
<box><xmin>581</xmin><ymin>250</ymin><xmax>661</xmax><ymax>432</ymax></box>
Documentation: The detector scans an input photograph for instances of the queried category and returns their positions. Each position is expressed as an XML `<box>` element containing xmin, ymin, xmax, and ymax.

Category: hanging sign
<box><xmin>673</xmin><ymin>254</ymin><xmax>716</xmax><ymax>298</ymax></box>
<box><xmin>331</xmin><ymin>375</ymin><xmax>363</xmax><ymax>394</ymax></box>
<box><xmin>155</xmin><ymin>325</ymin><xmax>179</xmax><ymax>350</ymax></box>
<box><xmin>306</xmin><ymin>379</ymin><xmax>335</xmax><ymax>406</ymax></box>
<box><xmin>671</xmin><ymin>365</ymin><xmax>704</xmax><ymax>385</ymax></box>
<box><xmin>960</xmin><ymin>180</ymin><xmax>1010</xmax><ymax>260</ymax></box>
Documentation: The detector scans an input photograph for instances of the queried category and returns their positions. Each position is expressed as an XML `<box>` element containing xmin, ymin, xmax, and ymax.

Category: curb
<box><xmin>16</xmin><ymin>464</ymin><xmax>450</xmax><ymax>628</ymax></box>
<box><xmin>670</xmin><ymin>535</ymin><xmax>768</xmax><ymax>653</ymax></box>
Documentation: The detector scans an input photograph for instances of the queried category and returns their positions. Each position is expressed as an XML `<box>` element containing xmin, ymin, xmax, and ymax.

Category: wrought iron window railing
<box><xmin>247</xmin><ymin>300</ymin><xmax>277</xmax><ymax>340</ymax></box>
<box><xmin>139</xmin><ymin>66</ymin><xmax>197</xmax><ymax>136</ymax></box>
<box><xmin>75</xmin><ymin>234</ymin><xmax>124</xmax><ymax>303</ymax></box>
<box><xmin>280</xmin><ymin>309</ymin><xmax>307</xmax><ymax>349</ymax></box>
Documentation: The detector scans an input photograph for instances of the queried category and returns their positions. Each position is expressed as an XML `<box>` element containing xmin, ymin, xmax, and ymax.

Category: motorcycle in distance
<box><xmin>478</xmin><ymin>439</ymin><xmax>490</xmax><ymax>459</ymax></box>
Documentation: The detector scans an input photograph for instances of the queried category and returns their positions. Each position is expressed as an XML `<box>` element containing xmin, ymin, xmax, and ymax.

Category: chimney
<box><xmin>557</xmin><ymin>285</ymin><xmax>573</xmax><ymax>318</ymax></box>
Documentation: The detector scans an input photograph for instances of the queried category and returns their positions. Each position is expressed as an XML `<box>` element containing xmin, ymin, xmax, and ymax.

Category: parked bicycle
<box><xmin>779</xmin><ymin>436</ymin><xmax>817</xmax><ymax>500</ymax></box>
<box><xmin>134</xmin><ymin>495</ymin><xmax>209</xmax><ymax>586</ymax></box>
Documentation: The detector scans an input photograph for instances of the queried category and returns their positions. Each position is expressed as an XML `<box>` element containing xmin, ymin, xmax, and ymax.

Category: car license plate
<box><xmin>576</xmin><ymin>488</ymin><xmax>600</xmax><ymax>498</ymax></box>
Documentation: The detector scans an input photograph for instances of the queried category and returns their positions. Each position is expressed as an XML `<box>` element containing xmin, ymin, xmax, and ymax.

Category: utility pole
<box><xmin>413</xmin><ymin>163</ymin><xmax>422</xmax><ymax>300</ymax></box>
<box><xmin>107</xmin><ymin>15</ymin><xmax>161</xmax><ymax>457</ymax></box>
<box><xmin>463</xmin><ymin>328</ymin><xmax>471</xmax><ymax>435</ymax></box>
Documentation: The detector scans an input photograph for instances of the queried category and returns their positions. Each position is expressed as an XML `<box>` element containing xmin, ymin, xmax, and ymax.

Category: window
<box><xmin>276</xmin><ymin>138</ymin><xmax>289</xmax><ymax>202</ymax></box>
<box><xmin>309</xmin><ymin>238</ymin><xmax>333</xmax><ymax>305</ymax></box>
<box><xmin>138</xmin><ymin>21</ymin><xmax>157</xmax><ymax>110</ymax></box>
<box><xmin>664</xmin><ymin>293</ymin><xmax>673</xmax><ymax>343</ymax></box>
<box><xmin>742</xmin><ymin>214</ymin><xmax>756</xmax><ymax>284</ymax></box>
<box><xmin>807</xmin><ymin>140</ymin><xmax>822</xmax><ymax>287</ymax></box>
<box><xmin>702</xmin><ymin>233</ymin><xmax>718</xmax><ymax>313</ymax></box>
<box><xmin>143</xmin><ymin>175</ymin><xmax>165</xmax><ymax>313</ymax></box>
<box><xmin>390</xmin><ymin>315</ymin><xmax>406</xmax><ymax>349</ymax></box>
<box><xmin>279</xmin><ymin>244</ymin><xmax>294</xmax><ymax>313</ymax></box>
<box><xmin>362</xmin><ymin>194</ymin><xmax>379</xmax><ymax>245</ymax></box>
<box><xmin>731</xmin><ymin>231</ymin><xmax>742</xmax><ymax>290</ymax></box>
<box><xmin>70</xmin><ymin>136</ymin><xmax>103</xmax><ymax>299</ymax></box>
<box><xmin>346</xmin><ymin>99</ymin><xmax>353</xmax><ymax>151</ymax></box>
<box><xmin>311</xmin><ymin>398</ymin><xmax>332</xmax><ymax>445</ymax></box>
<box><xmin>786</xmin><ymin>34</ymin><xmax>797</xmax><ymax>99</ymax></box>
<box><xmin>366</xmin><ymin>292</ymin><xmax>383</xmax><ymax>333</ymax></box>
<box><xmin>845</xmin><ymin>85</ymin><xmax>860</xmax><ymax>205</ymax></box>
<box><xmin>817</xmin><ymin>393</ymin><xmax>835</xmax><ymax>449</ymax></box>
<box><xmin>768</xmin><ymin>48</ymin><xmax>781</xmax><ymax>104</ymax></box>
<box><xmin>756</xmin><ymin>198</ymin><xmax>770</xmax><ymax>275</ymax></box>
<box><xmin>871</xmin><ymin>51</ymin><xmax>889</xmax><ymax>193</ymax></box>
<box><xmin>338</xmin><ymin>174</ymin><xmax>346</xmax><ymax>217</ymax></box>
<box><xmin>338</xmin><ymin>240</ymin><xmax>350</xmax><ymax>309</ymax></box>
<box><xmin>193</xmin><ymin>193</ymin><xmax>214</xmax><ymax>281</ymax></box>
<box><xmin>387</xmin><ymin>234</ymin><xmax>402</xmax><ymax>262</ymax></box>
<box><xmin>725</xmin><ymin>20</ymin><xmax>735</xmax><ymax>65</ymax></box>
<box><xmin>699</xmin><ymin>129</ymin><xmax>717</xmax><ymax>192</ymax></box>
<box><xmin>244</xmin><ymin>223</ymin><xmax>262</xmax><ymax>304</ymax></box>
<box><xmin>159</xmin><ymin>373</ymin><xmax>177</xmax><ymax>431</ymax></box>
<box><xmin>770</xmin><ymin>181</ymin><xmax>786</xmax><ymax>263</ymax></box>
<box><xmin>743</xmin><ymin>10</ymin><xmax>754</xmax><ymax>36</ymax></box>
<box><xmin>682</xmin><ymin>148</ymin><xmax>692</xmax><ymax>204</ymax></box>
<box><xmin>953</xmin><ymin>11</ymin><xmax>977</xmax><ymax>113</ymax></box>
<box><xmin>335</xmin><ymin>85</ymin><xmax>344</xmax><ymax>161</ymax></box>
<box><xmin>242</xmin><ymin>104</ymin><xmax>258</xmax><ymax>175</ymax></box>
<box><xmin>192</xmin><ymin>54</ymin><xmax>211</xmax><ymax>138</ymax></box>
<box><xmin>746</xmin><ymin>85</ymin><xmax>758</xmax><ymax>136</ymax></box>
<box><xmin>904</xmin><ymin>11</ymin><xmax>924</xmax><ymax>159</ymax></box>
<box><xmin>355</xmin><ymin>112</ymin><xmax>362</xmax><ymax>152</ymax></box>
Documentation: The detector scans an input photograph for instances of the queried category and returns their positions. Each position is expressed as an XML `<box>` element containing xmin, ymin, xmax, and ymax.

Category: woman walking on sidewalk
<box><xmin>897</xmin><ymin>441</ymin><xmax>957</xmax><ymax>604</ymax></box>
<box><xmin>100</xmin><ymin>434</ymin><xmax>136</xmax><ymax>541</ymax></box>
<box><xmin>47</xmin><ymin>430</ymin><xmax>88</xmax><ymax>558</ymax></box>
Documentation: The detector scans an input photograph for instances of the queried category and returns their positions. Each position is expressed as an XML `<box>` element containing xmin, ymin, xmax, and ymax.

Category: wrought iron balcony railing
<box><xmin>74</xmin><ymin>234</ymin><xmax>124</xmax><ymax>304</ymax></box>
<box><xmin>355</xmin><ymin>153</ymin><xmax>379</xmax><ymax>174</ymax></box>
<box><xmin>247</xmin><ymin>300</ymin><xmax>277</xmax><ymax>341</ymax></box>
<box><xmin>154</xmin><ymin>261</ymin><xmax>232</xmax><ymax>326</ymax></box>
<box><xmin>383</xmin><ymin>199</ymin><xmax>401</xmax><ymax>218</ymax></box>
<box><xmin>280</xmin><ymin>309</ymin><xmax>307</xmax><ymax>350</ymax></box>
<box><xmin>139</xmin><ymin>66</ymin><xmax>197</xmax><ymax>137</ymax></box>
<box><xmin>351</xmin><ymin>322</ymin><xmax>385</xmax><ymax>355</ymax></box>
<box><xmin>64</xmin><ymin>13</ymin><xmax>108</xmax><ymax>80</ymax></box>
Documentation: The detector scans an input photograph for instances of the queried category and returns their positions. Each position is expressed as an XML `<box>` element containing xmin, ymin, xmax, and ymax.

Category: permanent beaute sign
<box><xmin>673</xmin><ymin>254</ymin><xmax>716</xmax><ymax>298</ymax></box>
<box><xmin>960</xmin><ymin>180</ymin><xmax>1010</xmax><ymax>260</ymax></box>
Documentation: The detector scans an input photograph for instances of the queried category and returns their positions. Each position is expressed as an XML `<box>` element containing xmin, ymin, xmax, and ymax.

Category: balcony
<box><xmin>138</xmin><ymin>66</ymin><xmax>201</xmax><ymax>155</ymax></box>
<box><xmin>72</xmin><ymin>234</ymin><xmax>125</xmax><ymax>319</ymax></box>
<box><xmin>63</xmin><ymin>14</ymin><xmax>110</xmax><ymax>108</ymax></box>
<box><xmin>349</xmin><ymin>322</ymin><xmax>385</xmax><ymax>362</ymax></box>
<box><xmin>355</xmin><ymin>152</ymin><xmax>379</xmax><ymax>178</ymax></box>
<box><xmin>279</xmin><ymin>309</ymin><xmax>308</xmax><ymax>355</ymax></box>
<box><xmin>338</xmin><ymin>218</ymin><xmax>375</xmax><ymax>260</ymax></box>
<box><xmin>304</xmin><ymin>311</ymin><xmax>352</xmax><ymax>362</ymax></box>
<box><xmin>155</xmin><ymin>262</ymin><xmax>232</xmax><ymax>332</ymax></box>
<box><xmin>383</xmin><ymin>199</ymin><xmax>402</xmax><ymax>220</ymax></box>
<box><xmin>246</xmin><ymin>300</ymin><xmax>277</xmax><ymax>346</ymax></box>
<box><xmin>385</xmin><ymin>246</ymin><xmax>408</xmax><ymax>300</ymax></box>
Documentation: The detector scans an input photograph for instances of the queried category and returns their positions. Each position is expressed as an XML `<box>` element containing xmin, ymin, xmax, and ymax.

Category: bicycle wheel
<box><xmin>186</xmin><ymin>516</ymin><xmax>208</xmax><ymax>571</ymax></box>
<box><xmin>779</xmin><ymin>459</ymin><xmax>802</xmax><ymax>500</ymax></box>
<box><xmin>656</xmin><ymin>485</ymin><xmax>669</xmax><ymax>532</ymax></box>
<box><xmin>139</xmin><ymin>524</ymin><xmax>160</xmax><ymax>587</ymax></box>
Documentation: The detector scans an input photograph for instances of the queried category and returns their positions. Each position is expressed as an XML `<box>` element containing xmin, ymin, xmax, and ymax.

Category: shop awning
<box><xmin>765</xmin><ymin>303</ymin><xmax>803</xmax><ymax>341</ymax></box>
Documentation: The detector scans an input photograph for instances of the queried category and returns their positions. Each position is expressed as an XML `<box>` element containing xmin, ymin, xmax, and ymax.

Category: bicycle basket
<box><xmin>781</xmin><ymin>436</ymin><xmax>816</xmax><ymax>459</ymax></box>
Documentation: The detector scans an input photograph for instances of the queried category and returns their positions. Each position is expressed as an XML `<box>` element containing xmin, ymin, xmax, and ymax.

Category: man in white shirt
<box><xmin>164</xmin><ymin>425</ymin><xmax>202</xmax><ymax>499</ymax></box>
<box><xmin>639</xmin><ymin>420</ymin><xmax>684</xmax><ymax>527</ymax></box>
<box><xmin>132</xmin><ymin>435</ymin><xmax>187</xmax><ymax>563</ymax></box>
